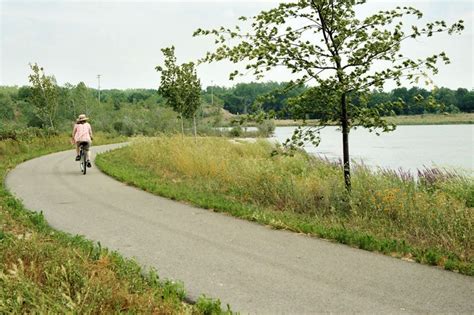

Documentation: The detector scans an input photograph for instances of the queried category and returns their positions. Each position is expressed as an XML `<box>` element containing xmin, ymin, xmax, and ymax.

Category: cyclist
<box><xmin>72</xmin><ymin>114</ymin><xmax>93</xmax><ymax>167</ymax></box>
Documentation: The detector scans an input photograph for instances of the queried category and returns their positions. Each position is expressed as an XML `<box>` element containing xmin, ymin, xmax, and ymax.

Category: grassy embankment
<box><xmin>97</xmin><ymin>136</ymin><xmax>473</xmax><ymax>275</ymax></box>
<box><xmin>0</xmin><ymin>132</ymin><xmax>227</xmax><ymax>314</ymax></box>
<box><xmin>274</xmin><ymin>113</ymin><xmax>474</xmax><ymax>126</ymax></box>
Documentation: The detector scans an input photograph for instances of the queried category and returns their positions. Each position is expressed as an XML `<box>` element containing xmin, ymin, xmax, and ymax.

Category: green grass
<box><xmin>0</xmin><ymin>133</ymin><xmax>229</xmax><ymax>314</ymax></box>
<box><xmin>96</xmin><ymin>136</ymin><xmax>473</xmax><ymax>276</ymax></box>
<box><xmin>274</xmin><ymin>113</ymin><xmax>474</xmax><ymax>126</ymax></box>
<box><xmin>384</xmin><ymin>113</ymin><xmax>474</xmax><ymax>125</ymax></box>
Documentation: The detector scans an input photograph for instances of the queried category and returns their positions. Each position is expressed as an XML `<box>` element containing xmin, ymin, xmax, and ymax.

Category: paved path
<box><xmin>6</xmin><ymin>144</ymin><xmax>474</xmax><ymax>314</ymax></box>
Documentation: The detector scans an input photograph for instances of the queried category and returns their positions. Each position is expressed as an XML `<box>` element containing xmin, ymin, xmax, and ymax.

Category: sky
<box><xmin>1</xmin><ymin>0</ymin><xmax>473</xmax><ymax>90</ymax></box>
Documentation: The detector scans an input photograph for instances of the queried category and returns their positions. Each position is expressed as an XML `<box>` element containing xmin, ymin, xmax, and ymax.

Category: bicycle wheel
<box><xmin>81</xmin><ymin>149</ymin><xmax>87</xmax><ymax>175</ymax></box>
<box><xmin>79</xmin><ymin>149</ymin><xmax>84</xmax><ymax>173</ymax></box>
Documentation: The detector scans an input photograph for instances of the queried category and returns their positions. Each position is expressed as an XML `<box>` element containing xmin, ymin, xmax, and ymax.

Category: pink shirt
<box><xmin>73</xmin><ymin>123</ymin><xmax>92</xmax><ymax>143</ymax></box>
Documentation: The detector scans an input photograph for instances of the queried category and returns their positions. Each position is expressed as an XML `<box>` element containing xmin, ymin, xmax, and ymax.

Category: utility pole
<box><xmin>97</xmin><ymin>74</ymin><xmax>101</xmax><ymax>104</ymax></box>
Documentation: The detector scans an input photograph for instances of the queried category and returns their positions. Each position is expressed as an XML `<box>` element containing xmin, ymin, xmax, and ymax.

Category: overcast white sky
<box><xmin>1</xmin><ymin>0</ymin><xmax>472</xmax><ymax>90</ymax></box>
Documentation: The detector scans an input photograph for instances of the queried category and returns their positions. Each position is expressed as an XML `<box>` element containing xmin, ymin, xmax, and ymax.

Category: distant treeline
<box><xmin>1</xmin><ymin>83</ymin><xmax>472</xmax><ymax>135</ymax></box>
<box><xmin>204</xmin><ymin>83</ymin><xmax>473</xmax><ymax>117</ymax></box>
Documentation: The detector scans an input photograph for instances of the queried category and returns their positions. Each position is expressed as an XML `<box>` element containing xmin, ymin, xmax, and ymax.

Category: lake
<box><xmin>272</xmin><ymin>125</ymin><xmax>474</xmax><ymax>173</ymax></box>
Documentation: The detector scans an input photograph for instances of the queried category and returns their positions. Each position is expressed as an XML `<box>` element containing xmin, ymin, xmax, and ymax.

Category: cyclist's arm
<box><xmin>88</xmin><ymin>124</ymin><xmax>93</xmax><ymax>141</ymax></box>
<box><xmin>72</xmin><ymin>124</ymin><xmax>77</xmax><ymax>141</ymax></box>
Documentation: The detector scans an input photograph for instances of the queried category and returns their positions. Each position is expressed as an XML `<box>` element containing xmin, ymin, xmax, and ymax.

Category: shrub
<box><xmin>0</xmin><ymin>127</ymin><xmax>59</xmax><ymax>141</ymax></box>
<box><xmin>229</xmin><ymin>126</ymin><xmax>242</xmax><ymax>137</ymax></box>
<box><xmin>256</xmin><ymin>119</ymin><xmax>275</xmax><ymax>136</ymax></box>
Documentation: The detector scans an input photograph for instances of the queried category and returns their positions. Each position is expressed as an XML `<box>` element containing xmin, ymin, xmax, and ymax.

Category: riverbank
<box><xmin>0</xmin><ymin>133</ymin><xmax>225</xmax><ymax>313</ymax></box>
<box><xmin>96</xmin><ymin>136</ymin><xmax>473</xmax><ymax>276</ymax></box>
<box><xmin>274</xmin><ymin>113</ymin><xmax>474</xmax><ymax>126</ymax></box>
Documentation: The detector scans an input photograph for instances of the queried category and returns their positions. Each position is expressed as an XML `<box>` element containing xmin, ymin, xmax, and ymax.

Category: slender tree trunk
<box><xmin>48</xmin><ymin>108</ymin><xmax>55</xmax><ymax>129</ymax></box>
<box><xmin>316</xmin><ymin>3</ymin><xmax>351</xmax><ymax>190</ymax></box>
<box><xmin>180</xmin><ymin>116</ymin><xmax>184</xmax><ymax>135</ymax></box>
<box><xmin>193</xmin><ymin>114</ymin><xmax>197</xmax><ymax>138</ymax></box>
<box><xmin>341</xmin><ymin>92</ymin><xmax>351</xmax><ymax>191</ymax></box>
<box><xmin>72</xmin><ymin>100</ymin><xmax>76</xmax><ymax>118</ymax></box>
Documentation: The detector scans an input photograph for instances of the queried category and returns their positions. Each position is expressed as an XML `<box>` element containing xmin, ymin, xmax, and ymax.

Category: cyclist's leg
<box><xmin>75</xmin><ymin>142</ymin><xmax>81</xmax><ymax>160</ymax></box>
<box><xmin>83</xmin><ymin>142</ymin><xmax>92</xmax><ymax>166</ymax></box>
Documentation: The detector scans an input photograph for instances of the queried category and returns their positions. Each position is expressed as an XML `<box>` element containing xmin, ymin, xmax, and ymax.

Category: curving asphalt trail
<box><xmin>5</xmin><ymin>144</ymin><xmax>474</xmax><ymax>314</ymax></box>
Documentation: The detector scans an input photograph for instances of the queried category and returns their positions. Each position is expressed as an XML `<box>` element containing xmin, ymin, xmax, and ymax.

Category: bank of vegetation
<box><xmin>97</xmin><ymin>136</ymin><xmax>473</xmax><ymax>276</ymax></box>
<box><xmin>384</xmin><ymin>113</ymin><xmax>474</xmax><ymax>125</ymax></box>
<box><xmin>1</xmin><ymin>83</ymin><xmax>472</xmax><ymax>139</ymax></box>
<box><xmin>275</xmin><ymin>113</ymin><xmax>474</xmax><ymax>127</ymax></box>
<box><xmin>0</xmin><ymin>133</ymin><xmax>228</xmax><ymax>314</ymax></box>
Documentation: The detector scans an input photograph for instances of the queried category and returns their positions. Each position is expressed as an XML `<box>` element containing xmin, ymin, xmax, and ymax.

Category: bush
<box><xmin>0</xmin><ymin>127</ymin><xmax>59</xmax><ymax>141</ymax></box>
<box><xmin>256</xmin><ymin>119</ymin><xmax>275</xmax><ymax>136</ymax></box>
<box><xmin>229</xmin><ymin>126</ymin><xmax>242</xmax><ymax>137</ymax></box>
<box><xmin>196</xmin><ymin>295</ymin><xmax>231</xmax><ymax>315</ymax></box>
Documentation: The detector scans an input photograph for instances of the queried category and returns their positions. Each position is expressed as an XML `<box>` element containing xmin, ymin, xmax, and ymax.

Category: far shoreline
<box><xmin>272</xmin><ymin>113</ymin><xmax>474</xmax><ymax>127</ymax></box>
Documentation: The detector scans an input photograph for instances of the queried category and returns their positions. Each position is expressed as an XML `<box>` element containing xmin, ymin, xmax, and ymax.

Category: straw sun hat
<box><xmin>76</xmin><ymin>114</ymin><xmax>89</xmax><ymax>123</ymax></box>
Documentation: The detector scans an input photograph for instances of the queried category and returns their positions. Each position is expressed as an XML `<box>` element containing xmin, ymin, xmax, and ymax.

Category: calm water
<box><xmin>272</xmin><ymin>125</ymin><xmax>474</xmax><ymax>172</ymax></box>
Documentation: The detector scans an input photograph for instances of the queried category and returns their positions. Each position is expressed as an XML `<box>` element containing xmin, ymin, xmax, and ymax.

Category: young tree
<box><xmin>156</xmin><ymin>46</ymin><xmax>201</xmax><ymax>136</ymax></box>
<box><xmin>63</xmin><ymin>81</ymin><xmax>90</xmax><ymax>121</ymax></box>
<box><xmin>28</xmin><ymin>63</ymin><xmax>59</xmax><ymax>129</ymax></box>
<box><xmin>74</xmin><ymin>82</ymin><xmax>91</xmax><ymax>116</ymax></box>
<box><xmin>194</xmin><ymin>0</ymin><xmax>463</xmax><ymax>190</ymax></box>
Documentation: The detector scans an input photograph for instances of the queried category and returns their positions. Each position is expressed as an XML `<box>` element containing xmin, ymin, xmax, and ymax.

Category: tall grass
<box><xmin>98</xmin><ymin>136</ymin><xmax>473</xmax><ymax>274</ymax></box>
<box><xmin>0</xmin><ymin>133</ymin><xmax>226</xmax><ymax>313</ymax></box>
<box><xmin>384</xmin><ymin>113</ymin><xmax>474</xmax><ymax>125</ymax></box>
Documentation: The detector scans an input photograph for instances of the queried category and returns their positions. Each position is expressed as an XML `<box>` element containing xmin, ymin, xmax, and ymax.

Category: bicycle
<box><xmin>78</xmin><ymin>142</ymin><xmax>88</xmax><ymax>175</ymax></box>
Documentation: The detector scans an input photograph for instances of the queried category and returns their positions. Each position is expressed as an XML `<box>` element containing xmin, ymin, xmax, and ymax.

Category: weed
<box><xmin>196</xmin><ymin>294</ymin><xmax>232</xmax><ymax>315</ymax></box>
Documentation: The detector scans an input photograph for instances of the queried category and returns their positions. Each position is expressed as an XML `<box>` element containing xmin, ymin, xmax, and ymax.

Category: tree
<box><xmin>194</xmin><ymin>0</ymin><xmax>463</xmax><ymax>189</ymax></box>
<box><xmin>28</xmin><ymin>63</ymin><xmax>59</xmax><ymax>128</ymax></box>
<box><xmin>433</xmin><ymin>87</ymin><xmax>456</xmax><ymax>111</ymax></box>
<box><xmin>74</xmin><ymin>82</ymin><xmax>91</xmax><ymax>115</ymax></box>
<box><xmin>16</xmin><ymin>86</ymin><xmax>32</xmax><ymax>101</ymax></box>
<box><xmin>459</xmin><ymin>90</ymin><xmax>474</xmax><ymax>113</ymax></box>
<box><xmin>156</xmin><ymin>46</ymin><xmax>201</xmax><ymax>136</ymax></box>
<box><xmin>0</xmin><ymin>92</ymin><xmax>15</xmax><ymax>122</ymax></box>
<box><xmin>454</xmin><ymin>88</ymin><xmax>474</xmax><ymax>113</ymax></box>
